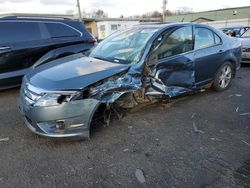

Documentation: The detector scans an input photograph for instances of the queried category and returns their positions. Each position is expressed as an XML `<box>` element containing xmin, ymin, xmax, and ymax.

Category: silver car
<box><xmin>239</xmin><ymin>29</ymin><xmax>250</xmax><ymax>63</ymax></box>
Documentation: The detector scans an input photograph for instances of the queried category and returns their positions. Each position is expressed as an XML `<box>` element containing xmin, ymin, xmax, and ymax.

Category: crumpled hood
<box><xmin>26</xmin><ymin>54</ymin><xmax>129</xmax><ymax>91</ymax></box>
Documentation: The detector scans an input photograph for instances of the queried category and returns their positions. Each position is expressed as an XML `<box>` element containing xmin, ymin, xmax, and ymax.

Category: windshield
<box><xmin>89</xmin><ymin>28</ymin><xmax>158</xmax><ymax>64</ymax></box>
<box><xmin>242</xmin><ymin>29</ymin><xmax>250</xmax><ymax>38</ymax></box>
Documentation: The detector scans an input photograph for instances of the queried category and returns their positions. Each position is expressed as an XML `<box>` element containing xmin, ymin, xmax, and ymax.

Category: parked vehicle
<box><xmin>220</xmin><ymin>26</ymin><xmax>250</xmax><ymax>37</ymax></box>
<box><xmin>18</xmin><ymin>23</ymin><xmax>242</xmax><ymax>139</ymax></box>
<box><xmin>239</xmin><ymin>29</ymin><xmax>250</xmax><ymax>63</ymax></box>
<box><xmin>220</xmin><ymin>26</ymin><xmax>250</xmax><ymax>63</ymax></box>
<box><xmin>0</xmin><ymin>15</ymin><xmax>96</xmax><ymax>89</ymax></box>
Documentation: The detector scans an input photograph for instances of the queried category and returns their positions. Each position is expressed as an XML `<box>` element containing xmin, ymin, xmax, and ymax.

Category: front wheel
<box><xmin>212</xmin><ymin>62</ymin><xmax>233</xmax><ymax>91</ymax></box>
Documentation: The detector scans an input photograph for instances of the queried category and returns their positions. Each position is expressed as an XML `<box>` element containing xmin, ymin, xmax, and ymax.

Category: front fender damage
<box><xmin>77</xmin><ymin>59</ymin><xmax>197</xmax><ymax>137</ymax></box>
<box><xmin>85</xmin><ymin>60</ymin><xmax>197</xmax><ymax>128</ymax></box>
<box><xmin>89</xmin><ymin>73</ymin><xmax>142</xmax><ymax>104</ymax></box>
<box><xmin>84</xmin><ymin>72</ymin><xmax>144</xmax><ymax>126</ymax></box>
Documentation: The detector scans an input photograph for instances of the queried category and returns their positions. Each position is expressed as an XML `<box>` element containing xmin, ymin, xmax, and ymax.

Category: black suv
<box><xmin>0</xmin><ymin>15</ymin><xmax>96</xmax><ymax>89</ymax></box>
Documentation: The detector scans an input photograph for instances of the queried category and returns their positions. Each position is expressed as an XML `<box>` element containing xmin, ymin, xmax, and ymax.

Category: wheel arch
<box><xmin>224</xmin><ymin>58</ymin><xmax>237</xmax><ymax>77</ymax></box>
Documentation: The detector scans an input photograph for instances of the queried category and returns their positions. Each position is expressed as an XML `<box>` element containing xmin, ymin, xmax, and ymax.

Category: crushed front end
<box><xmin>18</xmin><ymin>80</ymin><xmax>101</xmax><ymax>139</ymax></box>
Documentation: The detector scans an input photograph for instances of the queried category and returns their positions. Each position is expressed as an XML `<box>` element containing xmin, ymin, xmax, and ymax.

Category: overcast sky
<box><xmin>0</xmin><ymin>0</ymin><xmax>250</xmax><ymax>17</ymax></box>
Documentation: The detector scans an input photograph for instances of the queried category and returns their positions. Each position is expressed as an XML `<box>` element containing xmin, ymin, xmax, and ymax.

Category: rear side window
<box><xmin>0</xmin><ymin>21</ymin><xmax>44</xmax><ymax>44</ymax></box>
<box><xmin>155</xmin><ymin>26</ymin><xmax>193</xmax><ymax>60</ymax></box>
<box><xmin>214</xmin><ymin>34</ymin><xmax>222</xmax><ymax>44</ymax></box>
<box><xmin>195</xmin><ymin>28</ymin><xmax>214</xmax><ymax>49</ymax></box>
<box><xmin>195</xmin><ymin>27</ymin><xmax>222</xmax><ymax>49</ymax></box>
<box><xmin>44</xmin><ymin>23</ymin><xmax>81</xmax><ymax>38</ymax></box>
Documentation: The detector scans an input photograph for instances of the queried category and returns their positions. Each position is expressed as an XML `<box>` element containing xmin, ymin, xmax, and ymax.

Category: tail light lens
<box><xmin>85</xmin><ymin>39</ymin><xmax>97</xmax><ymax>44</ymax></box>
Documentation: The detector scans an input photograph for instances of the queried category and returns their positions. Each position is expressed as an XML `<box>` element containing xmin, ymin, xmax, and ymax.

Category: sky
<box><xmin>0</xmin><ymin>0</ymin><xmax>250</xmax><ymax>17</ymax></box>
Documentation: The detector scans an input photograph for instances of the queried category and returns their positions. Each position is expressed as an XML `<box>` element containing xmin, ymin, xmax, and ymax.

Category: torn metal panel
<box><xmin>87</xmin><ymin>56</ymin><xmax>196</xmax><ymax>102</ymax></box>
<box><xmin>149</xmin><ymin>53</ymin><xmax>196</xmax><ymax>98</ymax></box>
<box><xmin>152</xmin><ymin>81</ymin><xmax>193</xmax><ymax>98</ymax></box>
<box><xmin>88</xmin><ymin>73</ymin><xmax>142</xmax><ymax>104</ymax></box>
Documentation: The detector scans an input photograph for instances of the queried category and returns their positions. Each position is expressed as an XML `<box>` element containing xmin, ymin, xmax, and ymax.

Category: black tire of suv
<box><xmin>212</xmin><ymin>62</ymin><xmax>233</xmax><ymax>92</ymax></box>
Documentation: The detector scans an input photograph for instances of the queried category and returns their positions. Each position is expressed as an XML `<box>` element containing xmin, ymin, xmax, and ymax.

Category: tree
<box><xmin>151</xmin><ymin>11</ymin><xmax>163</xmax><ymax>18</ymax></box>
<box><xmin>89</xmin><ymin>9</ymin><xmax>108</xmax><ymax>18</ymax></box>
<box><xmin>164</xmin><ymin>10</ymin><xmax>173</xmax><ymax>16</ymax></box>
<box><xmin>142</xmin><ymin>10</ymin><xmax>162</xmax><ymax>18</ymax></box>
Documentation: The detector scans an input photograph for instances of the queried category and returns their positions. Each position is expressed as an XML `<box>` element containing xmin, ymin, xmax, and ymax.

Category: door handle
<box><xmin>0</xmin><ymin>46</ymin><xmax>12</xmax><ymax>53</ymax></box>
<box><xmin>218</xmin><ymin>50</ymin><xmax>224</xmax><ymax>54</ymax></box>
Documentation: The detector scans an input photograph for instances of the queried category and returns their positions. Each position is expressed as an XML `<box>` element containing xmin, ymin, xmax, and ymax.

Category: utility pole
<box><xmin>162</xmin><ymin>0</ymin><xmax>167</xmax><ymax>23</ymax></box>
<box><xmin>248</xmin><ymin>9</ymin><xmax>250</xmax><ymax>27</ymax></box>
<box><xmin>76</xmin><ymin>0</ymin><xmax>82</xmax><ymax>21</ymax></box>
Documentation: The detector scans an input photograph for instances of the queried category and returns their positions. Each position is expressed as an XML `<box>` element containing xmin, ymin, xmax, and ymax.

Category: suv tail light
<box><xmin>85</xmin><ymin>39</ymin><xmax>97</xmax><ymax>44</ymax></box>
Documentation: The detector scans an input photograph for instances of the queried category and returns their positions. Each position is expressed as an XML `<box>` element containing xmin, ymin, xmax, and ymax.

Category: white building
<box><xmin>204</xmin><ymin>18</ymin><xmax>250</xmax><ymax>29</ymax></box>
<box><xmin>84</xmin><ymin>18</ymin><xmax>161</xmax><ymax>40</ymax></box>
<box><xmin>96</xmin><ymin>19</ymin><xmax>139</xmax><ymax>40</ymax></box>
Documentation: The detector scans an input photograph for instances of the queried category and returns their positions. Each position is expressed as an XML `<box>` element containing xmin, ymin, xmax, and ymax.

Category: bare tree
<box><xmin>142</xmin><ymin>10</ymin><xmax>162</xmax><ymax>18</ymax></box>
<box><xmin>164</xmin><ymin>10</ymin><xmax>173</xmax><ymax>16</ymax></box>
<box><xmin>132</xmin><ymin>10</ymin><xmax>172</xmax><ymax>19</ymax></box>
<box><xmin>89</xmin><ymin>9</ymin><xmax>108</xmax><ymax>18</ymax></box>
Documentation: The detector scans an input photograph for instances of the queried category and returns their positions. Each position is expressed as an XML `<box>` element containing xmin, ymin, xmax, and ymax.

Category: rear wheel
<box><xmin>212</xmin><ymin>62</ymin><xmax>233</xmax><ymax>91</ymax></box>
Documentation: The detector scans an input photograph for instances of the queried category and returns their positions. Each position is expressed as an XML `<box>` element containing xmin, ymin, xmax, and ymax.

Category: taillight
<box><xmin>86</xmin><ymin>39</ymin><xmax>97</xmax><ymax>44</ymax></box>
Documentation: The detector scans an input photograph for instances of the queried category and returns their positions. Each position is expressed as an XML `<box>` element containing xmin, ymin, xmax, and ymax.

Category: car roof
<box><xmin>133</xmin><ymin>22</ymin><xmax>214</xmax><ymax>30</ymax></box>
<box><xmin>134</xmin><ymin>22</ymin><xmax>193</xmax><ymax>29</ymax></box>
<box><xmin>221</xmin><ymin>26</ymin><xmax>248</xmax><ymax>29</ymax></box>
<box><xmin>0</xmin><ymin>16</ymin><xmax>79</xmax><ymax>23</ymax></box>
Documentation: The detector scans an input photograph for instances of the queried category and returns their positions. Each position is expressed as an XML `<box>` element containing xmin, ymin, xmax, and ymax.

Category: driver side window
<box><xmin>154</xmin><ymin>26</ymin><xmax>193</xmax><ymax>60</ymax></box>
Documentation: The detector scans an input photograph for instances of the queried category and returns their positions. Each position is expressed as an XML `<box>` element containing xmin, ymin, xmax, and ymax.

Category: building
<box><xmin>84</xmin><ymin>18</ymin><xmax>161</xmax><ymax>40</ymax></box>
<box><xmin>84</xmin><ymin>18</ymin><xmax>139</xmax><ymax>40</ymax></box>
<box><xmin>166</xmin><ymin>6</ymin><xmax>250</xmax><ymax>28</ymax></box>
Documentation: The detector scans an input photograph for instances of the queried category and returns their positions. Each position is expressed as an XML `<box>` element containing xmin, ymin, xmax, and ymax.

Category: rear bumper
<box><xmin>18</xmin><ymin>97</ymin><xmax>101</xmax><ymax>139</ymax></box>
<box><xmin>241</xmin><ymin>59</ymin><xmax>250</xmax><ymax>64</ymax></box>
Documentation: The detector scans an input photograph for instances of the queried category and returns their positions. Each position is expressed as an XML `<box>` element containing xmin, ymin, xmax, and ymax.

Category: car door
<box><xmin>193</xmin><ymin>27</ymin><xmax>224</xmax><ymax>85</ymax></box>
<box><xmin>0</xmin><ymin>21</ymin><xmax>53</xmax><ymax>84</ymax></box>
<box><xmin>146</xmin><ymin>25</ymin><xmax>195</xmax><ymax>97</ymax></box>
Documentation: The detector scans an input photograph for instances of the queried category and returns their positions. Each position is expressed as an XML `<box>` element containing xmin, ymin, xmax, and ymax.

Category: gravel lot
<box><xmin>0</xmin><ymin>66</ymin><xmax>249</xmax><ymax>188</ymax></box>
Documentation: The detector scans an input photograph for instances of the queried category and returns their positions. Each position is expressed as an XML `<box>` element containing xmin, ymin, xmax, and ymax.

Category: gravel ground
<box><xmin>0</xmin><ymin>66</ymin><xmax>249</xmax><ymax>188</ymax></box>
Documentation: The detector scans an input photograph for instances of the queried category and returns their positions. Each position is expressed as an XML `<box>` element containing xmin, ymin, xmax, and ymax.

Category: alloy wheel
<box><xmin>218</xmin><ymin>65</ymin><xmax>232</xmax><ymax>89</ymax></box>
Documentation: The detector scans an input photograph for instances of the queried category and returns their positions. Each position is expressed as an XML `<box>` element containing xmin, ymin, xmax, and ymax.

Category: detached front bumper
<box><xmin>18</xmin><ymin>97</ymin><xmax>100</xmax><ymax>139</ymax></box>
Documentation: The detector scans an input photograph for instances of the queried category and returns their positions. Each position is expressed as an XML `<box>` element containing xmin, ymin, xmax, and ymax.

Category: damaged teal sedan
<box><xmin>18</xmin><ymin>23</ymin><xmax>242</xmax><ymax>139</ymax></box>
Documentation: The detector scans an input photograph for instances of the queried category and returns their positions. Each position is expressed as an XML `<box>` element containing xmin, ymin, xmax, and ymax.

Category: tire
<box><xmin>212</xmin><ymin>62</ymin><xmax>233</xmax><ymax>92</ymax></box>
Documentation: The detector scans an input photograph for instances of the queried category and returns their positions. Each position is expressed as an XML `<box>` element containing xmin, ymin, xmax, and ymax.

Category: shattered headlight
<box><xmin>34</xmin><ymin>91</ymin><xmax>81</xmax><ymax>107</ymax></box>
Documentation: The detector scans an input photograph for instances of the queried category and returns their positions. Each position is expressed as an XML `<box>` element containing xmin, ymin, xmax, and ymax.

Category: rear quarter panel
<box><xmin>223</xmin><ymin>36</ymin><xmax>242</xmax><ymax>71</ymax></box>
<box><xmin>205</xmin><ymin>25</ymin><xmax>242</xmax><ymax>71</ymax></box>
